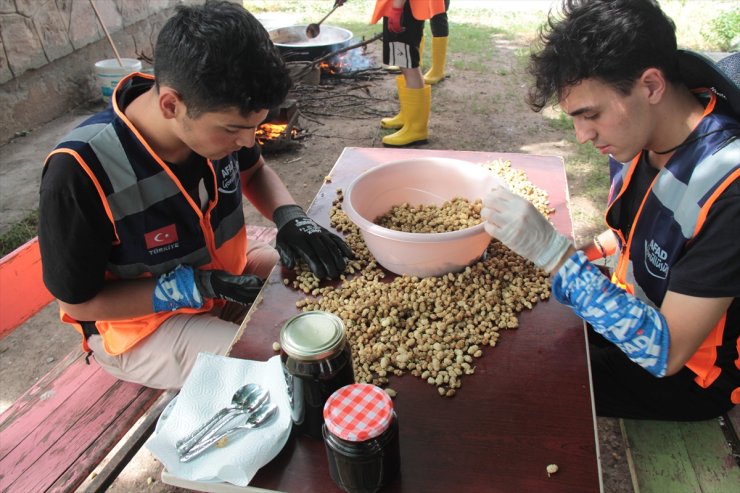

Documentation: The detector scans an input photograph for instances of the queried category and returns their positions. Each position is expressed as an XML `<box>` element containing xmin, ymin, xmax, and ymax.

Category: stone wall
<box><xmin>0</xmin><ymin>0</ymin><xmax>196</xmax><ymax>145</ymax></box>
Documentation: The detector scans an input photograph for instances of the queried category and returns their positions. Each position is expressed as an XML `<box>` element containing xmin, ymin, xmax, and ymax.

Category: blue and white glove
<box><xmin>153</xmin><ymin>265</ymin><xmax>263</xmax><ymax>312</ymax></box>
<box><xmin>153</xmin><ymin>265</ymin><xmax>203</xmax><ymax>312</ymax></box>
<box><xmin>553</xmin><ymin>251</ymin><xmax>670</xmax><ymax>377</ymax></box>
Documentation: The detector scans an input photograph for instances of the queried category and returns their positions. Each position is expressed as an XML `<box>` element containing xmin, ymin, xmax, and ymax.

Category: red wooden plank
<box><xmin>76</xmin><ymin>391</ymin><xmax>174</xmax><ymax>493</ymax></box>
<box><xmin>0</xmin><ymin>237</ymin><xmax>54</xmax><ymax>338</ymax></box>
<box><xmin>33</xmin><ymin>386</ymin><xmax>162</xmax><ymax>493</ymax></box>
<box><xmin>0</xmin><ymin>361</ymin><xmax>122</xmax><ymax>490</ymax></box>
<box><xmin>0</xmin><ymin>349</ymin><xmax>161</xmax><ymax>492</ymax></box>
<box><xmin>0</xmin><ymin>352</ymin><xmax>101</xmax><ymax>448</ymax></box>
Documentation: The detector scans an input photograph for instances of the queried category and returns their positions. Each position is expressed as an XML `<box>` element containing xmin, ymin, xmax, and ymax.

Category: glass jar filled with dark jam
<box><xmin>323</xmin><ymin>384</ymin><xmax>401</xmax><ymax>493</ymax></box>
<box><xmin>280</xmin><ymin>311</ymin><xmax>355</xmax><ymax>439</ymax></box>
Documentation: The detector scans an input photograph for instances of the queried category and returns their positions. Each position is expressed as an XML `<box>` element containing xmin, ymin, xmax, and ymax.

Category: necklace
<box><xmin>654</xmin><ymin>128</ymin><xmax>735</xmax><ymax>155</ymax></box>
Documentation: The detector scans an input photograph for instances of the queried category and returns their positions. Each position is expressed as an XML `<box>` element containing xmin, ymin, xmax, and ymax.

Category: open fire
<box><xmin>256</xmin><ymin>123</ymin><xmax>296</xmax><ymax>143</ymax></box>
<box><xmin>318</xmin><ymin>48</ymin><xmax>375</xmax><ymax>77</ymax></box>
<box><xmin>255</xmin><ymin>99</ymin><xmax>304</xmax><ymax>152</ymax></box>
<box><xmin>255</xmin><ymin>37</ymin><xmax>382</xmax><ymax>151</ymax></box>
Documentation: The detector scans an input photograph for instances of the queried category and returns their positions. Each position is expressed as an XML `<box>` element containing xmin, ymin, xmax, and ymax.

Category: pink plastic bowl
<box><xmin>343</xmin><ymin>157</ymin><xmax>501</xmax><ymax>278</ymax></box>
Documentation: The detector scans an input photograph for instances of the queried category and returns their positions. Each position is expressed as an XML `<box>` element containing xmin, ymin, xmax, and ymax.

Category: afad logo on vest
<box><xmin>644</xmin><ymin>239</ymin><xmax>669</xmax><ymax>279</ymax></box>
<box><xmin>145</xmin><ymin>224</ymin><xmax>179</xmax><ymax>255</ymax></box>
<box><xmin>218</xmin><ymin>158</ymin><xmax>239</xmax><ymax>194</ymax></box>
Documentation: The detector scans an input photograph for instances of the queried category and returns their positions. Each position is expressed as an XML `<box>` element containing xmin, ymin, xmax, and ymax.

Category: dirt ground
<box><xmin>0</xmin><ymin>26</ymin><xmax>631</xmax><ymax>492</ymax></box>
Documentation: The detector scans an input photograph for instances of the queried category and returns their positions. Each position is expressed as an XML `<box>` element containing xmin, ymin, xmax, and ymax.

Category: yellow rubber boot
<box><xmin>382</xmin><ymin>84</ymin><xmax>431</xmax><ymax>147</ymax></box>
<box><xmin>423</xmin><ymin>36</ymin><xmax>448</xmax><ymax>85</ymax></box>
<box><xmin>380</xmin><ymin>76</ymin><xmax>407</xmax><ymax>129</ymax></box>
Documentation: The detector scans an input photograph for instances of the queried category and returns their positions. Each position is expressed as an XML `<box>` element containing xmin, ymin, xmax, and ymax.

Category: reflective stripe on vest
<box><xmin>606</xmin><ymin>91</ymin><xmax>739</xmax><ymax>392</ymax></box>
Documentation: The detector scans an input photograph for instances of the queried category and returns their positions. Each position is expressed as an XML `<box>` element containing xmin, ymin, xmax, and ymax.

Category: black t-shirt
<box><xmin>38</xmin><ymin>78</ymin><xmax>262</xmax><ymax>304</ymax></box>
<box><xmin>612</xmin><ymin>152</ymin><xmax>739</xmax><ymax>344</ymax></box>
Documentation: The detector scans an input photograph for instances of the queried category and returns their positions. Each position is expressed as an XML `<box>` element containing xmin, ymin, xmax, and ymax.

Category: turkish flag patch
<box><xmin>145</xmin><ymin>224</ymin><xmax>178</xmax><ymax>250</ymax></box>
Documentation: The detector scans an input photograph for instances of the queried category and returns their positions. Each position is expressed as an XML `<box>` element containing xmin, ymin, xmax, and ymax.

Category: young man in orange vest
<box><xmin>482</xmin><ymin>0</ymin><xmax>739</xmax><ymax>420</ymax></box>
<box><xmin>372</xmin><ymin>0</ymin><xmax>446</xmax><ymax>146</ymax></box>
<box><xmin>38</xmin><ymin>1</ymin><xmax>353</xmax><ymax>389</ymax></box>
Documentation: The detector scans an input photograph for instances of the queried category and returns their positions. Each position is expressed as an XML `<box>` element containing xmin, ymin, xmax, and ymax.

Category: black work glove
<box><xmin>273</xmin><ymin>204</ymin><xmax>354</xmax><ymax>279</ymax></box>
<box><xmin>334</xmin><ymin>0</ymin><xmax>346</xmax><ymax>6</ymax></box>
<box><xmin>194</xmin><ymin>269</ymin><xmax>264</xmax><ymax>306</ymax></box>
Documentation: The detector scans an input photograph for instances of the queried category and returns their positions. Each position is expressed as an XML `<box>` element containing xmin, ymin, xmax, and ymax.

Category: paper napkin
<box><xmin>146</xmin><ymin>353</ymin><xmax>291</xmax><ymax>487</ymax></box>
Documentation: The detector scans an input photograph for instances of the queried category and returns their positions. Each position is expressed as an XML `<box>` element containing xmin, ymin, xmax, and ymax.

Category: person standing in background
<box><xmin>423</xmin><ymin>0</ymin><xmax>450</xmax><ymax>84</ymax></box>
<box><xmin>372</xmin><ymin>0</ymin><xmax>446</xmax><ymax>147</ymax></box>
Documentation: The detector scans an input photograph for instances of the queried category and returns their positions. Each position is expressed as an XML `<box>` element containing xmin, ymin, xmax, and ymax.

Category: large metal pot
<box><xmin>269</xmin><ymin>25</ymin><xmax>353</xmax><ymax>62</ymax></box>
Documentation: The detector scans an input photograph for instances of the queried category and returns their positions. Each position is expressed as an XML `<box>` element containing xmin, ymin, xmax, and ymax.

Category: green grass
<box><xmin>662</xmin><ymin>2</ymin><xmax>740</xmax><ymax>50</ymax></box>
<box><xmin>572</xmin><ymin>146</ymin><xmax>611</xmax><ymax>205</ymax></box>
<box><xmin>446</xmin><ymin>23</ymin><xmax>503</xmax><ymax>73</ymax></box>
<box><xmin>701</xmin><ymin>7</ymin><xmax>740</xmax><ymax>51</ymax></box>
<box><xmin>0</xmin><ymin>210</ymin><xmax>39</xmax><ymax>257</ymax></box>
<box><xmin>547</xmin><ymin>112</ymin><xmax>574</xmax><ymax>133</ymax></box>
<box><xmin>545</xmin><ymin>111</ymin><xmax>610</xmax><ymax>203</ymax></box>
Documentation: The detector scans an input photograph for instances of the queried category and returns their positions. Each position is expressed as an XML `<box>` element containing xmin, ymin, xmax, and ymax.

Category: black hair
<box><xmin>153</xmin><ymin>0</ymin><xmax>292</xmax><ymax>117</ymax></box>
<box><xmin>527</xmin><ymin>0</ymin><xmax>681</xmax><ymax>112</ymax></box>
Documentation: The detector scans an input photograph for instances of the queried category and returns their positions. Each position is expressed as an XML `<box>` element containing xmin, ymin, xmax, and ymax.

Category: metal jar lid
<box><xmin>280</xmin><ymin>311</ymin><xmax>346</xmax><ymax>361</ymax></box>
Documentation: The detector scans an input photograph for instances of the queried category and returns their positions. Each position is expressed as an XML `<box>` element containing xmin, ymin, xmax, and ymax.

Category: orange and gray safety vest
<box><xmin>44</xmin><ymin>73</ymin><xmax>248</xmax><ymax>355</ymax></box>
<box><xmin>606</xmin><ymin>91</ymin><xmax>740</xmax><ymax>402</ymax></box>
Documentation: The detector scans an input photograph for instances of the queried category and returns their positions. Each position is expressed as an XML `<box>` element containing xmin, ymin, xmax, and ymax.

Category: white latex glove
<box><xmin>481</xmin><ymin>184</ymin><xmax>572</xmax><ymax>273</ymax></box>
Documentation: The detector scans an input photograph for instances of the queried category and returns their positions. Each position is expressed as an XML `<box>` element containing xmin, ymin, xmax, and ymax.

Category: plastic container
<box><xmin>280</xmin><ymin>311</ymin><xmax>355</xmax><ymax>438</ymax></box>
<box><xmin>94</xmin><ymin>58</ymin><xmax>142</xmax><ymax>103</ymax></box>
<box><xmin>323</xmin><ymin>384</ymin><xmax>400</xmax><ymax>493</ymax></box>
<box><xmin>342</xmin><ymin>157</ymin><xmax>503</xmax><ymax>278</ymax></box>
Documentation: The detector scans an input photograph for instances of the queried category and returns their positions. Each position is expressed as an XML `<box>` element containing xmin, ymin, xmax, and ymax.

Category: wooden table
<box><xmin>231</xmin><ymin>147</ymin><xmax>601</xmax><ymax>493</ymax></box>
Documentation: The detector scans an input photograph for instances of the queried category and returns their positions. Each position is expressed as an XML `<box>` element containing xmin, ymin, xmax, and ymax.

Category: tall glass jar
<box><xmin>323</xmin><ymin>384</ymin><xmax>401</xmax><ymax>493</ymax></box>
<box><xmin>280</xmin><ymin>311</ymin><xmax>355</xmax><ymax>438</ymax></box>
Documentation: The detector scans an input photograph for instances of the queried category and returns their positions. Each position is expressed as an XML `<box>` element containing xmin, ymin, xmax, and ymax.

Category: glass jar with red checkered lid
<box><xmin>322</xmin><ymin>383</ymin><xmax>401</xmax><ymax>493</ymax></box>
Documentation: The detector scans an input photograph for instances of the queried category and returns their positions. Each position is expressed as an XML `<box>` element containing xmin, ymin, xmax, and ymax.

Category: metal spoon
<box><xmin>175</xmin><ymin>383</ymin><xmax>266</xmax><ymax>455</ymax></box>
<box><xmin>306</xmin><ymin>3</ymin><xmax>341</xmax><ymax>39</ymax></box>
<box><xmin>179</xmin><ymin>403</ymin><xmax>278</xmax><ymax>462</ymax></box>
<box><xmin>187</xmin><ymin>386</ymin><xmax>270</xmax><ymax>452</ymax></box>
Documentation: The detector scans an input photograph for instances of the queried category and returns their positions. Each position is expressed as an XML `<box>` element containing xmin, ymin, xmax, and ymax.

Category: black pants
<box><xmin>382</xmin><ymin>0</ymin><xmax>451</xmax><ymax>66</ymax></box>
<box><xmin>589</xmin><ymin>329</ymin><xmax>735</xmax><ymax>421</ymax></box>
<box><xmin>382</xmin><ymin>2</ymin><xmax>425</xmax><ymax>67</ymax></box>
<box><xmin>429</xmin><ymin>0</ymin><xmax>450</xmax><ymax>37</ymax></box>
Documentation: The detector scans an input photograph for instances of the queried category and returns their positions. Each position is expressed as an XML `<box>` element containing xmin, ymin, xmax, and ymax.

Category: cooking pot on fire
<box><xmin>269</xmin><ymin>25</ymin><xmax>353</xmax><ymax>62</ymax></box>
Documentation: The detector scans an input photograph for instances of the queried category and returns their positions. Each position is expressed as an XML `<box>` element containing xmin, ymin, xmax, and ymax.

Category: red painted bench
<box><xmin>0</xmin><ymin>225</ymin><xmax>276</xmax><ymax>492</ymax></box>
